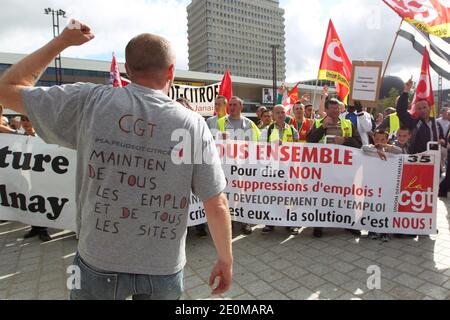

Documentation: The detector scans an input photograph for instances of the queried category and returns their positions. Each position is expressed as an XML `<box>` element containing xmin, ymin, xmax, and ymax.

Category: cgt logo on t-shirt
<box><xmin>398</xmin><ymin>164</ymin><xmax>434</xmax><ymax>214</ymax></box>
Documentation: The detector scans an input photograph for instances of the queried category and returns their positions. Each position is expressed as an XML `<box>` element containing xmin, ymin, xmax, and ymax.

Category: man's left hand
<box><xmin>334</xmin><ymin>136</ymin><xmax>345</xmax><ymax>145</ymax></box>
<box><xmin>209</xmin><ymin>260</ymin><xmax>233</xmax><ymax>295</ymax></box>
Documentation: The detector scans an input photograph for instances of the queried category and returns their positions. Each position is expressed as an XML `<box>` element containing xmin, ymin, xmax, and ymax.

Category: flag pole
<box><xmin>312</xmin><ymin>79</ymin><xmax>320</xmax><ymax>112</ymax></box>
<box><xmin>382</xmin><ymin>18</ymin><xmax>404</xmax><ymax>80</ymax></box>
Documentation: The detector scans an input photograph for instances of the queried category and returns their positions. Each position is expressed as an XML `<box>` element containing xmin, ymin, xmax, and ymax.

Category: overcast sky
<box><xmin>0</xmin><ymin>0</ymin><xmax>448</xmax><ymax>89</ymax></box>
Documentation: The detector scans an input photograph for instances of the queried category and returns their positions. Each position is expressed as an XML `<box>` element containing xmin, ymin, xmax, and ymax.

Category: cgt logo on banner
<box><xmin>398</xmin><ymin>164</ymin><xmax>434</xmax><ymax>214</ymax></box>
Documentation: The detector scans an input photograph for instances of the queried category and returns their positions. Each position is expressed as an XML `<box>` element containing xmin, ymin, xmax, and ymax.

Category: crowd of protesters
<box><xmin>3</xmin><ymin>77</ymin><xmax>448</xmax><ymax>244</ymax></box>
<box><xmin>180</xmin><ymin>79</ymin><xmax>449</xmax><ymax>242</ymax></box>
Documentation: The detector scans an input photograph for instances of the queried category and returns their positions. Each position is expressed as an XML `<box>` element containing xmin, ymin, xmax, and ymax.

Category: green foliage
<box><xmin>382</xmin><ymin>88</ymin><xmax>400</xmax><ymax>110</ymax></box>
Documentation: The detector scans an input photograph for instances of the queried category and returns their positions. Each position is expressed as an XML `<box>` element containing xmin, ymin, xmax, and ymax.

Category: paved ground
<box><xmin>1</xmin><ymin>199</ymin><xmax>449</xmax><ymax>300</ymax></box>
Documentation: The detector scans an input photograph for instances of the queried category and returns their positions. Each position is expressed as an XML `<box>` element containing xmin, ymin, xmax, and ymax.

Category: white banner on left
<box><xmin>0</xmin><ymin>135</ymin><xmax>77</xmax><ymax>232</ymax></box>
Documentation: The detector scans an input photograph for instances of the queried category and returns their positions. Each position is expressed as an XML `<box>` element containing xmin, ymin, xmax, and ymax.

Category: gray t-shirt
<box><xmin>228</xmin><ymin>118</ymin><xmax>244</xmax><ymax>130</ymax></box>
<box><xmin>22</xmin><ymin>82</ymin><xmax>226</xmax><ymax>275</ymax></box>
<box><xmin>206</xmin><ymin>116</ymin><xmax>218</xmax><ymax>131</ymax></box>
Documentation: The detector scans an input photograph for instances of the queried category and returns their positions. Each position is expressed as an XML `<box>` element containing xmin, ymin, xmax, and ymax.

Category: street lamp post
<box><xmin>270</xmin><ymin>44</ymin><xmax>280</xmax><ymax>107</ymax></box>
<box><xmin>438</xmin><ymin>75</ymin><xmax>443</xmax><ymax>112</ymax></box>
<box><xmin>44</xmin><ymin>8</ymin><xmax>66</xmax><ymax>85</ymax></box>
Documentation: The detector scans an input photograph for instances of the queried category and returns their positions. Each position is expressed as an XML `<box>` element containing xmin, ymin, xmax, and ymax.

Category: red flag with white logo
<box><xmin>383</xmin><ymin>0</ymin><xmax>450</xmax><ymax>37</ymax></box>
<box><xmin>110</xmin><ymin>52</ymin><xmax>122</xmax><ymax>88</ymax></box>
<box><xmin>282</xmin><ymin>82</ymin><xmax>301</xmax><ymax>114</ymax></box>
<box><xmin>318</xmin><ymin>20</ymin><xmax>352</xmax><ymax>103</ymax></box>
<box><xmin>410</xmin><ymin>47</ymin><xmax>436</xmax><ymax>118</ymax></box>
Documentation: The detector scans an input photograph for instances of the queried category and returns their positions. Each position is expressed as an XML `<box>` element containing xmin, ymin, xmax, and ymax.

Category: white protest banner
<box><xmin>1</xmin><ymin>137</ymin><xmax>440</xmax><ymax>235</ymax></box>
<box><xmin>169</xmin><ymin>82</ymin><xmax>221</xmax><ymax>117</ymax></box>
<box><xmin>188</xmin><ymin>141</ymin><xmax>439</xmax><ymax>235</ymax></box>
<box><xmin>0</xmin><ymin>134</ymin><xmax>77</xmax><ymax>232</ymax></box>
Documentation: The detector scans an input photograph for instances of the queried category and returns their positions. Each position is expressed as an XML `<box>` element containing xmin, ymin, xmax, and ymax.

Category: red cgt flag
<box><xmin>109</xmin><ymin>52</ymin><xmax>131</xmax><ymax>87</ymax></box>
<box><xmin>318</xmin><ymin>20</ymin><xmax>352</xmax><ymax>103</ymax></box>
<box><xmin>218</xmin><ymin>69</ymin><xmax>233</xmax><ymax>114</ymax></box>
<box><xmin>383</xmin><ymin>0</ymin><xmax>450</xmax><ymax>37</ymax></box>
<box><xmin>410</xmin><ymin>47</ymin><xmax>436</xmax><ymax>118</ymax></box>
<box><xmin>110</xmin><ymin>52</ymin><xmax>122</xmax><ymax>88</ymax></box>
<box><xmin>287</xmin><ymin>82</ymin><xmax>300</xmax><ymax>105</ymax></box>
<box><xmin>282</xmin><ymin>82</ymin><xmax>301</xmax><ymax>115</ymax></box>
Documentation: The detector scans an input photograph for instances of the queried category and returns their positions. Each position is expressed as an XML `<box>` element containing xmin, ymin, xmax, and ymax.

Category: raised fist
<box><xmin>59</xmin><ymin>19</ymin><xmax>95</xmax><ymax>47</ymax></box>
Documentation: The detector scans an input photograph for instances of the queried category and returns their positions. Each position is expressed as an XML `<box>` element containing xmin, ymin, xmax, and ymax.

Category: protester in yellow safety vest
<box><xmin>262</xmin><ymin>104</ymin><xmax>299</xmax><ymax>143</ymax></box>
<box><xmin>388</xmin><ymin>112</ymin><xmax>400</xmax><ymax>135</ymax></box>
<box><xmin>216</xmin><ymin>96</ymin><xmax>259</xmax><ymax>235</ymax></box>
<box><xmin>261</xmin><ymin>105</ymin><xmax>300</xmax><ymax>236</ymax></box>
<box><xmin>216</xmin><ymin>96</ymin><xmax>261</xmax><ymax>143</ymax></box>
<box><xmin>307</xmin><ymin>98</ymin><xmax>362</xmax><ymax>239</ymax></box>
<box><xmin>206</xmin><ymin>95</ymin><xmax>228</xmax><ymax>132</ymax></box>
<box><xmin>308</xmin><ymin>99</ymin><xmax>362</xmax><ymax>148</ymax></box>
<box><xmin>376</xmin><ymin>107</ymin><xmax>400</xmax><ymax>135</ymax></box>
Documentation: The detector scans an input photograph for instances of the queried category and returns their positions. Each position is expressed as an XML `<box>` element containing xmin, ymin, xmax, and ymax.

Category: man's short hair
<box><xmin>230</xmin><ymin>96</ymin><xmax>243</xmax><ymax>106</ymax></box>
<box><xmin>216</xmin><ymin>96</ymin><xmax>228</xmax><ymax>104</ymax></box>
<box><xmin>398</xmin><ymin>126</ymin><xmax>411</xmax><ymax>133</ymax></box>
<box><xmin>326</xmin><ymin>98</ymin><xmax>340</xmax><ymax>109</ymax></box>
<box><xmin>374</xmin><ymin>129</ymin><xmax>389</xmax><ymax>139</ymax></box>
<box><xmin>125</xmin><ymin>33</ymin><xmax>175</xmax><ymax>79</ymax></box>
<box><xmin>416</xmin><ymin>98</ymin><xmax>430</xmax><ymax>105</ymax></box>
<box><xmin>385</xmin><ymin>107</ymin><xmax>396</xmax><ymax>115</ymax></box>
<box><xmin>273</xmin><ymin>104</ymin><xmax>286</xmax><ymax>112</ymax></box>
<box><xmin>257</xmin><ymin>106</ymin><xmax>268</xmax><ymax>112</ymax></box>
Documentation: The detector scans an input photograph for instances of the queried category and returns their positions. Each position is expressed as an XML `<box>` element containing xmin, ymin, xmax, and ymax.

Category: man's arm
<box><xmin>203</xmin><ymin>193</ymin><xmax>233</xmax><ymax>295</ymax></box>
<box><xmin>0</xmin><ymin>20</ymin><xmax>94</xmax><ymax>115</ymax></box>
<box><xmin>437</xmin><ymin>123</ymin><xmax>446</xmax><ymax>147</ymax></box>
<box><xmin>307</xmin><ymin>123</ymin><xmax>326</xmax><ymax>143</ymax></box>
<box><xmin>0</xmin><ymin>124</ymin><xmax>17</xmax><ymax>134</ymax></box>
<box><xmin>377</xmin><ymin>116</ymin><xmax>390</xmax><ymax>131</ymax></box>
<box><xmin>318</xmin><ymin>86</ymin><xmax>328</xmax><ymax>119</ymax></box>
<box><xmin>396</xmin><ymin>79</ymin><xmax>416</xmax><ymax>130</ymax></box>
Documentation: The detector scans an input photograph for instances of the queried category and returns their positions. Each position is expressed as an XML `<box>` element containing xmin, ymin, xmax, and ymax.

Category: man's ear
<box><xmin>125</xmin><ymin>63</ymin><xmax>132</xmax><ymax>78</ymax></box>
<box><xmin>168</xmin><ymin>64</ymin><xmax>175</xmax><ymax>81</ymax></box>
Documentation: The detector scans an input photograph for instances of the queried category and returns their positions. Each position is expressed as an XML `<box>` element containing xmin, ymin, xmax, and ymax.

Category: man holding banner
<box><xmin>0</xmin><ymin>19</ymin><xmax>233</xmax><ymax>300</ymax></box>
<box><xmin>307</xmin><ymin>98</ymin><xmax>362</xmax><ymax>238</ymax></box>
<box><xmin>398</xmin><ymin>79</ymin><xmax>445</xmax><ymax>155</ymax></box>
<box><xmin>215</xmin><ymin>96</ymin><xmax>260</xmax><ymax>235</ymax></box>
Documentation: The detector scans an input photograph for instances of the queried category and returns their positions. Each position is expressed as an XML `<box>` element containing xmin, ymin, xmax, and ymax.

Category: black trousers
<box><xmin>439</xmin><ymin>150</ymin><xmax>450</xmax><ymax>196</ymax></box>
